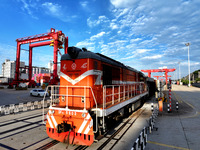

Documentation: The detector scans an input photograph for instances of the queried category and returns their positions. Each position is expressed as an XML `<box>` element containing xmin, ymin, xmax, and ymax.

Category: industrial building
<box><xmin>0</xmin><ymin>59</ymin><xmax>57</xmax><ymax>83</ymax></box>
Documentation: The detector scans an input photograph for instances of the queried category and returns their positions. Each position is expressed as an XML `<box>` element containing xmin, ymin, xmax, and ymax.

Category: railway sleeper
<box><xmin>92</xmin><ymin>99</ymin><xmax>144</xmax><ymax>142</ymax></box>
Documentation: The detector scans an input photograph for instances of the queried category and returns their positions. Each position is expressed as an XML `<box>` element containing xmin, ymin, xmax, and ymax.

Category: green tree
<box><xmin>181</xmin><ymin>79</ymin><xmax>189</xmax><ymax>85</ymax></box>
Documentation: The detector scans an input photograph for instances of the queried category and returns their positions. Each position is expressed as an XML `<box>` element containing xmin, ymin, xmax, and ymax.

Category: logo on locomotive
<box><xmin>71</xmin><ymin>63</ymin><xmax>76</xmax><ymax>70</ymax></box>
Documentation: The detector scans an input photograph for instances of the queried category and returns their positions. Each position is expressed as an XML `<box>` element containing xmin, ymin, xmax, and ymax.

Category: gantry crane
<box><xmin>11</xmin><ymin>28</ymin><xmax>68</xmax><ymax>87</ymax></box>
<box><xmin>153</xmin><ymin>75</ymin><xmax>171</xmax><ymax>80</ymax></box>
<box><xmin>141</xmin><ymin>68</ymin><xmax>175</xmax><ymax>85</ymax></box>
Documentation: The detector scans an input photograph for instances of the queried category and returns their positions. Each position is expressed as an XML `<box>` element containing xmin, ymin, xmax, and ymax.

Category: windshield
<box><xmin>38</xmin><ymin>90</ymin><xmax>45</xmax><ymax>92</ymax></box>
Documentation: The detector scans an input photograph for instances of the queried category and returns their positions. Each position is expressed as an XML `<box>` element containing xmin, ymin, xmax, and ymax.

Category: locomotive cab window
<box><xmin>112</xmin><ymin>67</ymin><xmax>120</xmax><ymax>84</ymax></box>
<box><xmin>102</xmin><ymin>65</ymin><xmax>120</xmax><ymax>85</ymax></box>
<box><xmin>103</xmin><ymin>65</ymin><xmax>112</xmax><ymax>85</ymax></box>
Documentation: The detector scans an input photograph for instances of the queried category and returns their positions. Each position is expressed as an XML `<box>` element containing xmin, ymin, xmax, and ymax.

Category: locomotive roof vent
<box><xmin>82</xmin><ymin>47</ymin><xmax>87</xmax><ymax>52</ymax></box>
<box><xmin>67</xmin><ymin>47</ymin><xmax>88</xmax><ymax>59</ymax></box>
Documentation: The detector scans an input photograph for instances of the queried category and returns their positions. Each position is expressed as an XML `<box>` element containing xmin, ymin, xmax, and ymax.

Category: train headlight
<box><xmin>82</xmin><ymin>113</ymin><xmax>86</xmax><ymax>118</ymax></box>
<box><xmin>49</xmin><ymin>109</ymin><xmax>55</xmax><ymax>114</ymax></box>
<box><xmin>62</xmin><ymin>96</ymin><xmax>65</xmax><ymax>102</ymax></box>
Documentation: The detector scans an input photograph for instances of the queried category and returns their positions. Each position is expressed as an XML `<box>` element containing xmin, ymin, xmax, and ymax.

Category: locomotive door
<box><xmin>102</xmin><ymin>64</ymin><xmax>112</xmax><ymax>85</ymax></box>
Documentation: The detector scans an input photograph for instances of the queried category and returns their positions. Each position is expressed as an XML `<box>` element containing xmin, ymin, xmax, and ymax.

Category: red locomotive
<box><xmin>45</xmin><ymin>47</ymin><xmax>154</xmax><ymax>145</ymax></box>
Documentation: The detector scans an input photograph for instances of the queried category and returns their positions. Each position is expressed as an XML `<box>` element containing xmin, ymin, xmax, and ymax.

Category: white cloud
<box><xmin>130</xmin><ymin>38</ymin><xmax>142</xmax><ymax>42</ymax></box>
<box><xmin>110</xmin><ymin>22</ymin><xmax>118</xmax><ymax>30</ymax></box>
<box><xmin>80</xmin><ymin>1</ymin><xmax>88</xmax><ymax>8</ymax></box>
<box><xmin>181</xmin><ymin>61</ymin><xmax>200</xmax><ymax>67</ymax></box>
<box><xmin>108</xmin><ymin>40</ymin><xmax>127</xmax><ymax>46</ymax></box>
<box><xmin>110</xmin><ymin>0</ymin><xmax>139</xmax><ymax>8</ymax></box>
<box><xmin>86</xmin><ymin>47</ymin><xmax>95</xmax><ymax>51</ymax></box>
<box><xmin>90</xmin><ymin>32</ymin><xmax>106</xmax><ymax>40</ymax></box>
<box><xmin>87</xmin><ymin>16</ymin><xmax>108</xmax><ymax>28</ymax></box>
<box><xmin>99</xmin><ymin>16</ymin><xmax>107</xmax><ymax>20</ymax></box>
<box><xmin>76</xmin><ymin>41</ymin><xmax>94</xmax><ymax>48</ymax></box>
<box><xmin>141</xmin><ymin>54</ymin><xmax>163</xmax><ymax>60</ymax></box>
<box><xmin>20</xmin><ymin>0</ymin><xmax>38</xmax><ymax>19</ymax></box>
<box><xmin>121</xmin><ymin>48</ymin><xmax>153</xmax><ymax>60</ymax></box>
<box><xmin>87</xmin><ymin>17</ymin><xmax>100</xmax><ymax>27</ymax></box>
<box><xmin>117</xmin><ymin>30</ymin><xmax>122</xmax><ymax>34</ymax></box>
<box><xmin>137</xmin><ymin>49</ymin><xmax>152</xmax><ymax>54</ymax></box>
<box><xmin>42</xmin><ymin>2</ymin><xmax>77</xmax><ymax>22</ymax></box>
<box><xmin>71</xmin><ymin>0</ymin><xmax>200</xmax><ymax>79</ymax></box>
<box><xmin>42</xmin><ymin>2</ymin><xmax>61</xmax><ymax>16</ymax></box>
<box><xmin>75</xmin><ymin>32</ymin><xmax>107</xmax><ymax>51</ymax></box>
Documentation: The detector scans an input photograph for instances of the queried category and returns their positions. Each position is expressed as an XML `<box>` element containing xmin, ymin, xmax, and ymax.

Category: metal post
<box><xmin>29</xmin><ymin>47</ymin><xmax>32</xmax><ymax>81</ymax></box>
<box><xmin>103</xmin><ymin>86</ymin><xmax>105</xmax><ymax>131</ymax></box>
<box><xmin>112</xmin><ymin>86</ymin><xmax>114</xmax><ymax>104</ymax></box>
<box><xmin>53</xmin><ymin>34</ymin><xmax>59</xmax><ymax>81</ymax></box>
<box><xmin>178</xmin><ymin>62</ymin><xmax>181</xmax><ymax>83</ymax></box>
<box><xmin>84</xmin><ymin>86</ymin><xmax>86</xmax><ymax>110</ymax></box>
<box><xmin>64</xmin><ymin>36</ymin><xmax>68</xmax><ymax>54</ymax></box>
<box><xmin>168</xmin><ymin>79</ymin><xmax>172</xmax><ymax>112</ymax></box>
<box><xmin>165</xmin><ymin>71</ymin><xmax>168</xmax><ymax>85</ymax></box>
<box><xmin>185</xmin><ymin>43</ymin><xmax>190</xmax><ymax>87</ymax></box>
<box><xmin>15</xmin><ymin>42</ymin><xmax>21</xmax><ymax>81</ymax></box>
<box><xmin>123</xmin><ymin>85</ymin><xmax>125</xmax><ymax>100</ymax></box>
<box><xmin>51</xmin><ymin>86</ymin><xmax>53</xmax><ymax>105</ymax></box>
<box><xmin>66</xmin><ymin>86</ymin><xmax>68</xmax><ymax>109</ymax></box>
<box><xmin>118</xmin><ymin>86</ymin><xmax>120</xmax><ymax>102</ymax></box>
<box><xmin>134</xmin><ymin>83</ymin><xmax>136</xmax><ymax>96</ymax></box>
<box><xmin>128</xmin><ymin>85</ymin><xmax>129</xmax><ymax>99</ymax></box>
<box><xmin>148</xmin><ymin>71</ymin><xmax>151</xmax><ymax>77</ymax></box>
<box><xmin>176</xmin><ymin>102</ymin><xmax>179</xmax><ymax>111</ymax></box>
<box><xmin>185</xmin><ymin>43</ymin><xmax>191</xmax><ymax>87</ymax></box>
<box><xmin>131</xmin><ymin>85</ymin><xmax>132</xmax><ymax>97</ymax></box>
<box><xmin>188</xmin><ymin>45</ymin><xmax>191</xmax><ymax>87</ymax></box>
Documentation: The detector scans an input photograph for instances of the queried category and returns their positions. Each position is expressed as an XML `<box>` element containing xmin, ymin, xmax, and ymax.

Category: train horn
<box><xmin>67</xmin><ymin>47</ymin><xmax>82</xmax><ymax>59</ymax></box>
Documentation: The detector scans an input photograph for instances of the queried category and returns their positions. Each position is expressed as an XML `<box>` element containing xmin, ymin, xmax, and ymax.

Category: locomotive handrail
<box><xmin>102</xmin><ymin>82</ymin><xmax>145</xmax><ymax>130</ymax></box>
<box><xmin>103</xmin><ymin>82</ymin><xmax>145</xmax><ymax>102</ymax></box>
<box><xmin>42</xmin><ymin>85</ymin><xmax>98</xmax><ymax>133</ymax></box>
<box><xmin>42</xmin><ymin>87</ymin><xmax>49</xmax><ymax>124</ymax></box>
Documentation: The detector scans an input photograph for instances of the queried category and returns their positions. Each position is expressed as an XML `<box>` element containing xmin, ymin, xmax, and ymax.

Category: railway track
<box><xmin>0</xmin><ymin>102</ymin><xmax>153</xmax><ymax>149</ymax></box>
<box><xmin>97</xmin><ymin>108</ymin><xmax>145</xmax><ymax>150</ymax></box>
<box><xmin>0</xmin><ymin>113</ymin><xmax>42</xmax><ymax>127</ymax></box>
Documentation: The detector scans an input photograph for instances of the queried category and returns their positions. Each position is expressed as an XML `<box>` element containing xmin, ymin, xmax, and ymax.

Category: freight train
<box><xmin>45</xmin><ymin>47</ymin><xmax>156</xmax><ymax>146</ymax></box>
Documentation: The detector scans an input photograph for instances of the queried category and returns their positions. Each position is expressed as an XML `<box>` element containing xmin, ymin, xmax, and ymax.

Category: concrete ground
<box><xmin>0</xmin><ymin>88</ymin><xmax>44</xmax><ymax>106</ymax></box>
<box><xmin>146</xmin><ymin>85</ymin><xmax>200</xmax><ymax>150</ymax></box>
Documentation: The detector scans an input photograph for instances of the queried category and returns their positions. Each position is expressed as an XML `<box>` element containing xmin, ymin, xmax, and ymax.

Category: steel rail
<box><xmin>0</xmin><ymin>120</ymin><xmax>42</xmax><ymax>135</ymax></box>
<box><xmin>0</xmin><ymin>114</ymin><xmax>42</xmax><ymax>127</ymax></box>
<box><xmin>97</xmin><ymin>108</ymin><xmax>146</xmax><ymax>150</ymax></box>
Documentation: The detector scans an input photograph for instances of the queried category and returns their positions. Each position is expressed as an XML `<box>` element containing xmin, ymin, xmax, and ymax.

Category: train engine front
<box><xmin>45</xmin><ymin>47</ymin><xmax>100</xmax><ymax>146</ymax></box>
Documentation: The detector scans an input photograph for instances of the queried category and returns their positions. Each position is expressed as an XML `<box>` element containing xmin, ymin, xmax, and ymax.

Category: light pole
<box><xmin>179</xmin><ymin>62</ymin><xmax>180</xmax><ymax>81</ymax></box>
<box><xmin>185</xmin><ymin>43</ymin><xmax>191</xmax><ymax>87</ymax></box>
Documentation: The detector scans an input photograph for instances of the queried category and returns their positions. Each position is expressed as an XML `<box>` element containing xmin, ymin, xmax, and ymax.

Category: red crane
<box><xmin>12</xmin><ymin>28</ymin><xmax>68</xmax><ymax>87</ymax></box>
<box><xmin>153</xmin><ymin>75</ymin><xmax>171</xmax><ymax>80</ymax></box>
<box><xmin>141</xmin><ymin>68</ymin><xmax>175</xmax><ymax>85</ymax></box>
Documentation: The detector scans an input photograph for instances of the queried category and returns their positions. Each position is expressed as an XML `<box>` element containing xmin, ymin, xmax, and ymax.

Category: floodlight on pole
<box><xmin>185</xmin><ymin>43</ymin><xmax>191</xmax><ymax>87</ymax></box>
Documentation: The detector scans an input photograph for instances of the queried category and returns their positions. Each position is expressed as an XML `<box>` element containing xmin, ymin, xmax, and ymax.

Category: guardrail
<box><xmin>0</xmin><ymin>100</ymin><xmax>51</xmax><ymax>116</ymax></box>
<box><xmin>131</xmin><ymin>105</ymin><xmax>158</xmax><ymax>150</ymax></box>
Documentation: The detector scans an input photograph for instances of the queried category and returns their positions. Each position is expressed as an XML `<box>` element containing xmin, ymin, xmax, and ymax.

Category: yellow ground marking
<box><xmin>173</xmin><ymin>91</ymin><xmax>195</xmax><ymax>110</ymax></box>
<box><xmin>172</xmin><ymin>90</ymin><xmax>200</xmax><ymax>118</ymax></box>
<box><xmin>148</xmin><ymin>141</ymin><xmax>190</xmax><ymax>150</ymax></box>
<box><xmin>172</xmin><ymin>91</ymin><xmax>182</xmax><ymax>103</ymax></box>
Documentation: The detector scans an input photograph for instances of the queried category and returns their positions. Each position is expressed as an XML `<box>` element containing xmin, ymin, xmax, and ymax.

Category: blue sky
<box><xmin>0</xmin><ymin>0</ymin><xmax>200</xmax><ymax>79</ymax></box>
